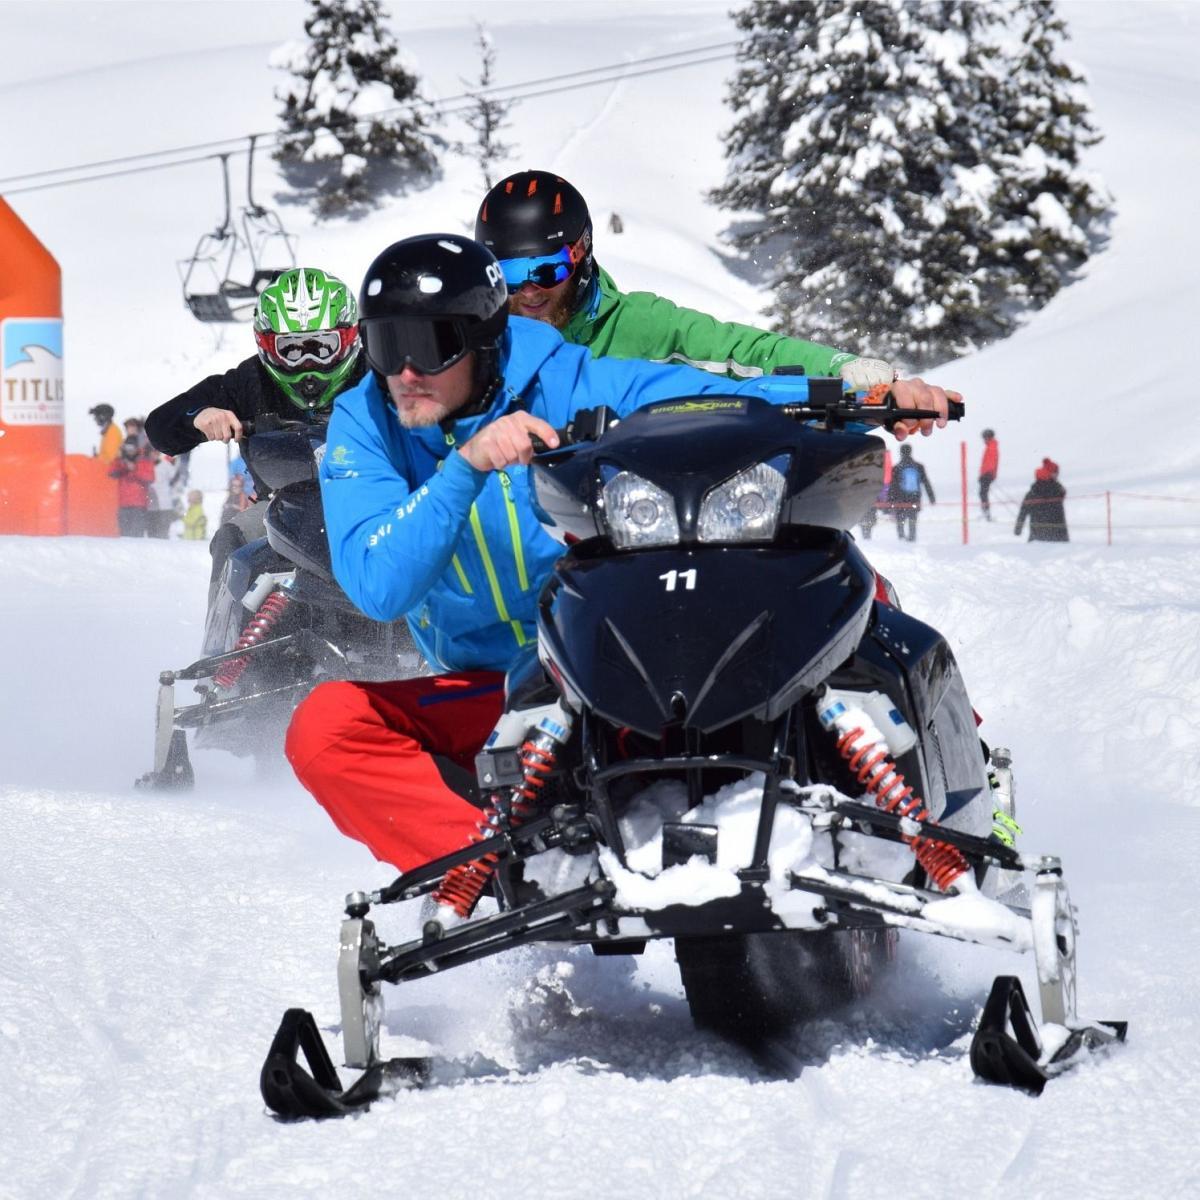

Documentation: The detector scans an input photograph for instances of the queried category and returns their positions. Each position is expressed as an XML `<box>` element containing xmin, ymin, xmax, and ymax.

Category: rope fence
<box><xmin>856</xmin><ymin>444</ymin><xmax>1200</xmax><ymax>547</ymax></box>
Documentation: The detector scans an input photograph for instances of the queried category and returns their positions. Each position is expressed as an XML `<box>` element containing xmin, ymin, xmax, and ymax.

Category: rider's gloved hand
<box><xmin>840</xmin><ymin>358</ymin><xmax>896</xmax><ymax>389</ymax></box>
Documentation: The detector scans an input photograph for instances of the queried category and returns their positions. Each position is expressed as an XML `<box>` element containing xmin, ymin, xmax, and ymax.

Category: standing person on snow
<box><xmin>1015</xmin><ymin>458</ymin><xmax>1069</xmax><ymax>542</ymax></box>
<box><xmin>145</xmin><ymin>268</ymin><xmax>365</xmax><ymax>600</ymax></box>
<box><xmin>889</xmin><ymin>443</ymin><xmax>936</xmax><ymax>542</ymax></box>
<box><xmin>979</xmin><ymin>428</ymin><xmax>999</xmax><ymax>521</ymax></box>
<box><xmin>90</xmin><ymin>404</ymin><xmax>124</xmax><ymax>463</ymax></box>
<box><xmin>108</xmin><ymin>435</ymin><xmax>155</xmax><ymax>536</ymax></box>
<box><xmin>283</xmin><ymin>233</ymin><xmax>956</xmax><ymax>873</ymax></box>
<box><xmin>474</xmin><ymin>170</ymin><xmax>898</xmax><ymax>391</ymax></box>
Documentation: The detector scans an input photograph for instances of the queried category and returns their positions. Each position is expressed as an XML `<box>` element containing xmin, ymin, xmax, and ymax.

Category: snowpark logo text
<box><xmin>1</xmin><ymin>318</ymin><xmax>63</xmax><ymax>426</ymax></box>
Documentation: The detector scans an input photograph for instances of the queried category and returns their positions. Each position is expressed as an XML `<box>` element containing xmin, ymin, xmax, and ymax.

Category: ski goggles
<box><xmin>257</xmin><ymin>327</ymin><xmax>357</xmax><ymax>370</ymax></box>
<box><xmin>362</xmin><ymin>316</ymin><xmax>472</xmax><ymax>377</ymax></box>
<box><xmin>498</xmin><ymin>233</ymin><xmax>588</xmax><ymax>291</ymax></box>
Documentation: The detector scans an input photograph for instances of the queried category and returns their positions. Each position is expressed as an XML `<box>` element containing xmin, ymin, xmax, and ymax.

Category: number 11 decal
<box><xmin>659</xmin><ymin>568</ymin><xmax>697</xmax><ymax>592</ymax></box>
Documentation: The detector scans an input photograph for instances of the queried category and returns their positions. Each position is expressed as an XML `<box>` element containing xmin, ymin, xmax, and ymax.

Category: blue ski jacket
<box><xmin>320</xmin><ymin>316</ymin><xmax>815</xmax><ymax>673</ymax></box>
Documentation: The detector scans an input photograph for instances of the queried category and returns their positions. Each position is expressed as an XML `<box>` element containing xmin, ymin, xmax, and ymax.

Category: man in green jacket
<box><xmin>475</xmin><ymin>169</ymin><xmax>896</xmax><ymax>390</ymax></box>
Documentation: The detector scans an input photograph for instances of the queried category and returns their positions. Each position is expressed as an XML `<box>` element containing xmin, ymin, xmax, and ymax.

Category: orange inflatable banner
<box><xmin>0</xmin><ymin>197</ymin><xmax>67</xmax><ymax>535</ymax></box>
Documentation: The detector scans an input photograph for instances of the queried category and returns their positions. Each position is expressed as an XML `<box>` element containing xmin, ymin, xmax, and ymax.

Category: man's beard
<box><xmin>395</xmin><ymin>395</ymin><xmax>454</xmax><ymax>429</ymax></box>
<box><xmin>508</xmin><ymin>285</ymin><xmax>574</xmax><ymax>330</ymax></box>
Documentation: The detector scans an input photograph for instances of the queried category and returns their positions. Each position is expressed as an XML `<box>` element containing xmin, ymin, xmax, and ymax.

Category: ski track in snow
<box><xmin>2</xmin><ymin>1</ymin><xmax>1200</xmax><ymax>1196</ymax></box>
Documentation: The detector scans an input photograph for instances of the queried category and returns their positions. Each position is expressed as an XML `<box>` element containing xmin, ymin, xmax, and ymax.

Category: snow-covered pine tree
<box><xmin>981</xmin><ymin>0</ymin><xmax>1109</xmax><ymax>313</ymax></box>
<box><xmin>272</xmin><ymin>0</ymin><xmax>437</xmax><ymax>218</ymax></box>
<box><xmin>712</xmin><ymin>0</ymin><xmax>1109</xmax><ymax>368</ymax></box>
<box><xmin>460</xmin><ymin>22</ymin><xmax>517</xmax><ymax>190</ymax></box>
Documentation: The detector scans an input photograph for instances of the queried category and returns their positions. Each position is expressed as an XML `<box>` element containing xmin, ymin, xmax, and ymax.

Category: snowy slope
<box><xmin>2</xmin><ymin>3</ymin><xmax>1200</xmax><ymax>1198</ymax></box>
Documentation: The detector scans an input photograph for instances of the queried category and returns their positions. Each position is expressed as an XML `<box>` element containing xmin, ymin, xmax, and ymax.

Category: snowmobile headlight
<box><xmin>697</xmin><ymin>456</ymin><xmax>789</xmax><ymax>543</ymax></box>
<box><xmin>602</xmin><ymin>470</ymin><xmax>680</xmax><ymax>549</ymax></box>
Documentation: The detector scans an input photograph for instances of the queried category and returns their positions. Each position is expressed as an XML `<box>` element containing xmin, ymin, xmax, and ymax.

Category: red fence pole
<box><xmin>1106</xmin><ymin>490</ymin><xmax>1112</xmax><ymax>546</ymax></box>
<box><xmin>960</xmin><ymin>441</ymin><xmax>969</xmax><ymax>545</ymax></box>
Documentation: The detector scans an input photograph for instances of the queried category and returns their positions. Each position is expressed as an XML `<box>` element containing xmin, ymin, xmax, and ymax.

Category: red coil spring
<box><xmin>432</xmin><ymin>739</ymin><xmax>557</xmax><ymax>918</ymax></box>
<box><xmin>835</xmin><ymin>725</ymin><xmax>969</xmax><ymax>892</ymax></box>
<box><xmin>213</xmin><ymin>589</ymin><xmax>293</xmax><ymax>690</ymax></box>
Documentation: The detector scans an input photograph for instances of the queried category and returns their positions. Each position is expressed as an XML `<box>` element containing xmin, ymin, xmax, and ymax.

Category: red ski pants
<box><xmin>285</xmin><ymin>671</ymin><xmax>506</xmax><ymax>871</ymax></box>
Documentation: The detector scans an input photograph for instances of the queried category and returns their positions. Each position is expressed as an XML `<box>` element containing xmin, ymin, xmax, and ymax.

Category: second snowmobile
<box><xmin>138</xmin><ymin>414</ymin><xmax>424</xmax><ymax>788</ymax></box>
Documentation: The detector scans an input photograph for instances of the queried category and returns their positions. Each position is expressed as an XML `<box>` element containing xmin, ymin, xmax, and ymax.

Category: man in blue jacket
<box><xmin>285</xmin><ymin>233</ymin><xmax>954</xmax><ymax>873</ymax></box>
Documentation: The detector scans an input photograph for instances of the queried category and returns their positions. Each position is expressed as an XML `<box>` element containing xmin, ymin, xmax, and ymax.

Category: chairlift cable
<box><xmin>0</xmin><ymin>41</ymin><xmax>739</xmax><ymax>194</ymax></box>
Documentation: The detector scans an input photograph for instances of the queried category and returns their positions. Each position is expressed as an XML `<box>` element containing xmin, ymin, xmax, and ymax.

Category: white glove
<box><xmin>839</xmin><ymin>358</ymin><xmax>896</xmax><ymax>389</ymax></box>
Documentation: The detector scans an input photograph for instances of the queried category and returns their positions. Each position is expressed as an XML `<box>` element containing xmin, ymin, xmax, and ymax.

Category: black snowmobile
<box><xmin>138</xmin><ymin>414</ymin><xmax>424</xmax><ymax>789</ymax></box>
<box><xmin>260</xmin><ymin>385</ymin><xmax>1124</xmax><ymax>1117</ymax></box>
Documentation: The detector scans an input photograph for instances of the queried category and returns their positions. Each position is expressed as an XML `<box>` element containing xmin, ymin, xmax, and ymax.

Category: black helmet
<box><xmin>359</xmin><ymin>234</ymin><xmax>508</xmax><ymax>413</ymax></box>
<box><xmin>475</xmin><ymin>170</ymin><xmax>594</xmax><ymax>309</ymax></box>
<box><xmin>89</xmin><ymin>403</ymin><xmax>115</xmax><ymax>422</ymax></box>
<box><xmin>982</xmin><ymin>428</ymin><xmax>995</xmax><ymax>440</ymax></box>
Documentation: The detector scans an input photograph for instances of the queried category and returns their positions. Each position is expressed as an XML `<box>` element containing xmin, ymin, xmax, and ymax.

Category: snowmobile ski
<box><xmin>970</xmin><ymin>975</ymin><xmax>1128</xmax><ymax>1094</ymax></box>
<box><xmin>260</xmin><ymin>1008</ymin><xmax>429</xmax><ymax>1120</ymax></box>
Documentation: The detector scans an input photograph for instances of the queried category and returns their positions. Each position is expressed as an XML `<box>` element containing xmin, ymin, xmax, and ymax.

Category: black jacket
<box><xmin>888</xmin><ymin>455</ymin><xmax>936</xmax><ymax>507</ymax></box>
<box><xmin>146</xmin><ymin>355</ymin><xmax>366</xmax><ymax>496</ymax></box>
<box><xmin>1015</xmin><ymin>478</ymin><xmax>1069</xmax><ymax>541</ymax></box>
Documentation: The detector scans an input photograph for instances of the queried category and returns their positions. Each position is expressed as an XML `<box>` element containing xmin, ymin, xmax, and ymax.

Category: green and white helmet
<box><xmin>253</xmin><ymin>267</ymin><xmax>360</xmax><ymax>411</ymax></box>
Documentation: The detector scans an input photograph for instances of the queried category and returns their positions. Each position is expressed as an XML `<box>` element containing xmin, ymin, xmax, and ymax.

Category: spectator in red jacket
<box><xmin>979</xmin><ymin>428</ymin><xmax>999</xmax><ymax>521</ymax></box>
<box><xmin>108</xmin><ymin>436</ymin><xmax>155</xmax><ymax>537</ymax></box>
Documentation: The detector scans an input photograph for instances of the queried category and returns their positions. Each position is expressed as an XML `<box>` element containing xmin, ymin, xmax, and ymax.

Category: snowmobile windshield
<box><xmin>361</xmin><ymin>317</ymin><xmax>469</xmax><ymax>377</ymax></box>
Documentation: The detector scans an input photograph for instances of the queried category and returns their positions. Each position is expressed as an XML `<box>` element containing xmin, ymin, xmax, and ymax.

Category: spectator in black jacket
<box><xmin>1015</xmin><ymin>458</ymin><xmax>1069</xmax><ymax>542</ymax></box>
<box><xmin>146</xmin><ymin>268</ymin><xmax>364</xmax><ymax>599</ymax></box>
<box><xmin>888</xmin><ymin>443</ymin><xmax>936</xmax><ymax>542</ymax></box>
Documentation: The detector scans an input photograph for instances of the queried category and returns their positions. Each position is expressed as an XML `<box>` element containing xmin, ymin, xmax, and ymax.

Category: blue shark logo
<box><xmin>1</xmin><ymin>317</ymin><xmax>64</xmax><ymax>426</ymax></box>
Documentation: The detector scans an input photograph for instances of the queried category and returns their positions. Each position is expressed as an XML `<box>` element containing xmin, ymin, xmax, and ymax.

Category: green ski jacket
<box><xmin>563</xmin><ymin>265</ymin><xmax>858</xmax><ymax>379</ymax></box>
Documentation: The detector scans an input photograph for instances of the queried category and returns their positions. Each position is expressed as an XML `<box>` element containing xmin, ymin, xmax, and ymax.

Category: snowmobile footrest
<box><xmin>260</xmin><ymin>1008</ymin><xmax>428</xmax><ymax>1119</ymax></box>
<box><xmin>970</xmin><ymin>976</ymin><xmax>1127</xmax><ymax>1095</ymax></box>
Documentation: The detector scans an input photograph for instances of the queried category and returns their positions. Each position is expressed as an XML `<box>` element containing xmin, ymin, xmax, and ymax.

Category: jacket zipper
<box><xmin>445</xmin><ymin>430</ymin><xmax>525</xmax><ymax>647</ymax></box>
<box><xmin>498</xmin><ymin>471</ymin><xmax>530</xmax><ymax>592</ymax></box>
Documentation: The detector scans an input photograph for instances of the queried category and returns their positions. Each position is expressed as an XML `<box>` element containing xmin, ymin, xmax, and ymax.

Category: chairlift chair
<box><xmin>240</xmin><ymin>134</ymin><xmax>297</xmax><ymax>293</ymax></box>
<box><xmin>180</xmin><ymin>143</ymin><xmax>297</xmax><ymax>323</ymax></box>
<box><xmin>179</xmin><ymin>154</ymin><xmax>256</xmax><ymax>323</ymax></box>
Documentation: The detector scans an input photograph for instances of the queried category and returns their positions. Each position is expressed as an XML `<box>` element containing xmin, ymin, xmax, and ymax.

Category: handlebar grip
<box><xmin>529</xmin><ymin>434</ymin><xmax>550</xmax><ymax>454</ymax></box>
<box><xmin>947</xmin><ymin>399</ymin><xmax>965</xmax><ymax>420</ymax></box>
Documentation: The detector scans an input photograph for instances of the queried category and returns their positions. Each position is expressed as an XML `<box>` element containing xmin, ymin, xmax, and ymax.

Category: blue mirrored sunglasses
<box><xmin>499</xmin><ymin>244</ymin><xmax>576</xmax><ymax>291</ymax></box>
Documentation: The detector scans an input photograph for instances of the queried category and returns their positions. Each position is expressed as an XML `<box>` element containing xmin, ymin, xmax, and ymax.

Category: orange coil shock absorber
<box><xmin>433</xmin><ymin>707</ymin><xmax>572</xmax><ymax>918</ymax></box>
<box><xmin>818</xmin><ymin>694</ymin><xmax>969</xmax><ymax>892</ymax></box>
<box><xmin>213</xmin><ymin>588</ymin><xmax>293</xmax><ymax>690</ymax></box>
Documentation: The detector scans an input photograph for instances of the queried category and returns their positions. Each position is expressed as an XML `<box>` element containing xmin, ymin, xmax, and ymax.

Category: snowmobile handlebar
<box><xmin>528</xmin><ymin>389</ymin><xmax>963</xmax><ymax>455</ymax></box>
